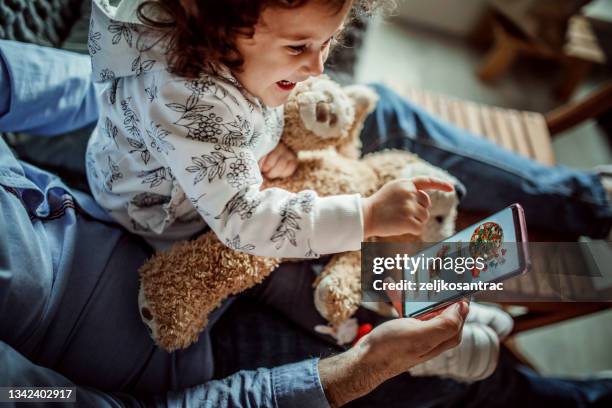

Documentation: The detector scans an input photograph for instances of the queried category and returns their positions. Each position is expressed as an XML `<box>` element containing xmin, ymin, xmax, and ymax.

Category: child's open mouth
<box><xmin>276</xmin><ymin>80</ymin><xmax>296</xmax><ymax>91</ymax></box>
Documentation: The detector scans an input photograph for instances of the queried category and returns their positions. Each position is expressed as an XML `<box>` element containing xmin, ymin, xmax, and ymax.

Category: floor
<box><xmin>354</xmin><ymin>15</ymin><xmax>612</xmax><ymax>377</ymax></box>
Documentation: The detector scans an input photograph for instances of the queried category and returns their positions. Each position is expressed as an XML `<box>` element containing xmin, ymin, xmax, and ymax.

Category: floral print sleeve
<box><xmin>140</xmin><ymin>76</ymin><xmax>364</xmax><ymax>258</ymax></box>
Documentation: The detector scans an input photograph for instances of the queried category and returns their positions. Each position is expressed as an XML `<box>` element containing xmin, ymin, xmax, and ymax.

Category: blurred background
<box><xmin>356</xmin><ymin>0</ymin><xmax>612</xmax><ymax>168</ymax></box>
<box><xmin>354</xmin><ymin>0</ymin><xmax>612</xmax><ymax>378</ymax></box>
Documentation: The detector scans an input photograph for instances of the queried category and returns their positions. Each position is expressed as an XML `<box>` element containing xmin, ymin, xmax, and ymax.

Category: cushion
<box><xmin>0</xmin><ymin>0</ymin><xmax>85</xmax><ymax>47</ymax></box>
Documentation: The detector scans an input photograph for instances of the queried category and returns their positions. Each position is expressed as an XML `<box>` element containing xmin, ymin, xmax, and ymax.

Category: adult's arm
<box><xmin>1</xmin><ymin>339</ymin><xmax>329</xmax><ymax>408</ymax></box>
<box><xmin>0</xmin><ymin>40</ymin><xmax>100</xmax><ymax>136</ymax></box>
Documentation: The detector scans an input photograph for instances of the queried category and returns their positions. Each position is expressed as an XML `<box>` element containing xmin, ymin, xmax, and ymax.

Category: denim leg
<box><xmin>0</xmin><ymin>40</ymin><xmax>101</xmax><ymax>136</ymax></box>
<box><xmin>361</xmin><ymin>83</ymin><xmax>612</xmax><ymax>238</ymax></box>
<box><xmin>244</xmin><ymin>260</ymin><xmax>330</xmax><ymax>331</ymax></box>
<box><xmin>242</xmin><ymin>257</ymin><xmax>398</xmax><ymax>348</ymax></box>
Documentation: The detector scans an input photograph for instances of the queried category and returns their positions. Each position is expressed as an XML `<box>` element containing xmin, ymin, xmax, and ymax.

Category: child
<box><xmin>85</xmin><ymin>0</ymin><xmax>505</xmax><ymax>383</ymax></box>
<box><xmin>85</xmin><ymin>0</ymin><xmax>453</xmax><ymax>253</ymax></box>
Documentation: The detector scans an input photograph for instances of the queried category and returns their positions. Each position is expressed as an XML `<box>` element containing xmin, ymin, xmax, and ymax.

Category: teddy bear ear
<box><xmin>342</xmin><ymin>85</ymin><xmax>379</xmax><ymax>116</ymax></box>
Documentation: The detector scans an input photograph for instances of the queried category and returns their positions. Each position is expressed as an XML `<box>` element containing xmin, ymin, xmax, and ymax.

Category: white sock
<box><xmin>409</xmin><ymin>323</ymin><xmax>499</xmax><ymax>383</ymax></box>
<box><xmin>466</xmin><ymin>302</ymin><xmax>514</xmax><ymax>340</ymax></box>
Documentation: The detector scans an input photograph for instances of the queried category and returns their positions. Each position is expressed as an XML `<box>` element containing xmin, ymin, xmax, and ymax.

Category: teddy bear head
<box><xmin>282</xmin><ymin>75</ymin><xmax>378</xmax><ymax>156</ymax></box>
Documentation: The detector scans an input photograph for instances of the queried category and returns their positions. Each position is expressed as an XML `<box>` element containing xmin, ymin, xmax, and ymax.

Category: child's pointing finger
<box><xmin>412</xmin><ymin>177</ymin><xmax>455</xmax><ymax>193</ymax></box>
<box><xmin>416</xmin><ymin>190</ymin><xmax>431</xmax><ymax>208</ymax></box>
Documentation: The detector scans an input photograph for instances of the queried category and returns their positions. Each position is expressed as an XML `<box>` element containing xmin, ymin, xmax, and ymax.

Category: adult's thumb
<box><xmin>419</xmin><ymin>302</ymin><xmax>468</xmax><ymax>345</ymax></box>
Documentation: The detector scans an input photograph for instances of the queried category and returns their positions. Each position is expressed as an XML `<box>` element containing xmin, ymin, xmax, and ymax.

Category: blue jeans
<box><xmin>361</xmin><ymin>84</ymin><xmax>612</xmax><ymax>239</ymax></box>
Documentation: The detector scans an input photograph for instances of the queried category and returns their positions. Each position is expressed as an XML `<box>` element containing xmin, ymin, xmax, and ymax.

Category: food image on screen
<box><xmin>469</xmin><ymin>222</ymin><xmax>505</xmax><ymax>277</ymax></box>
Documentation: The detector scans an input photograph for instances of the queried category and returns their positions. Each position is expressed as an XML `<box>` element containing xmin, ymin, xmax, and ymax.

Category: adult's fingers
<box><xmin>416</xmin><ymin>307</ymin><xmax>446</xmax><ymax>322</ymax></box>
<box><xmin>420</xmin><ymin>303</ymin><xmax>468</xmax><ymax>360</ymax></box>
<box><xmin>418</xmin><ymin>326</ymin><xmax>464</xmax><ymax>361</ymax></box>
<box><xmin>412</xmin><ymin>177</ymin><xmax>455</xmax><ymax>193</ymax></box>
<box><xmin>415</xmin><ymin>301</ymin><xmax>468</xmax><ymax>348</ymax></box>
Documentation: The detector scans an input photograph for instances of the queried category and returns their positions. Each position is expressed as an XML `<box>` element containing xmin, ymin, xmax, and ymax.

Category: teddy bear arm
<box><xmin>361</xmin><ymin>150</ymin><xmax>420</xmax><ymax>187</ymax></box>
<box><xmin>313</xmin><ymin>251</ymin><xmax>363</xmax><ymax>325</ymax></box>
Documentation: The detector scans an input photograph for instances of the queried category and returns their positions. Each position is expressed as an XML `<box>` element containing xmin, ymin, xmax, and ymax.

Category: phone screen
<box><xmin>402</xmin><ymin>204</ymin><xmax>529</xmax><ymax>317</ymax></box>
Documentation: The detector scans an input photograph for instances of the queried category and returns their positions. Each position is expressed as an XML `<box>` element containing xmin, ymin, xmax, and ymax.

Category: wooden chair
<box><xmin>477</xmin><ymin>13</ymin><xmax>606</xmax><ymax>101</ymax></box>
<box><xmin>385</xmin><ymin>79</ymin><xmax>612</xmax><ymax>164</ymax></box>
<box><xmin>385</xmin><ymin>78</ymin><xmax>612</xmax><ymax>335</ymax></box>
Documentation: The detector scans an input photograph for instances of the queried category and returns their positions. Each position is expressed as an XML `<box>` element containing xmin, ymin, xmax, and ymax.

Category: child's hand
<box><xmin>361</xmin><ymin>177</ymin><xmax>455</xmax><ymax>239</ymax></box>
<box><xmin>258</xmin><ymin>142</ymin><xmax>298</xmax><ymax>179</ymax></box>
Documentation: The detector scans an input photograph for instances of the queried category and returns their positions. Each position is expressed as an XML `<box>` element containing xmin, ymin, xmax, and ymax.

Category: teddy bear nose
<box><xmin>316</xmin><ymin>101</ymin><xmax>330</xmax><ymax>123</ymax></box>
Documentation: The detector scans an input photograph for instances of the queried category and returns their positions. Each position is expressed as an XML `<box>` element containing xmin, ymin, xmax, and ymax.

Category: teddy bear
<box><xmin>137</xmin><ymin>75</ymin><xmax>463</xmax><ymax>351</ymax></box>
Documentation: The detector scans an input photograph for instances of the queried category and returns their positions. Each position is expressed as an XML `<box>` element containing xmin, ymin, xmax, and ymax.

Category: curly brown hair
<box><xmin>136</xmin><ymin>0</ymin><xmax>392</xmax><ymax>78</ymax></box>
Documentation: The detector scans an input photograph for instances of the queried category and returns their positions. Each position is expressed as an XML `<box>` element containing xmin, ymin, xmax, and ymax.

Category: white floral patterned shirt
<box><xmin>85</xmin><ymin>0</ymin><xmax>364</xmax><ymax>255</ymax></box>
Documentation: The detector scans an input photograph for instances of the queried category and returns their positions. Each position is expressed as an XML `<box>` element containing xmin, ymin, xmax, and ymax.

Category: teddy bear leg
<box><xmin>313</xmin><ymin>251</ymin><xmax>362</xmax><ymax>326</ymax></box>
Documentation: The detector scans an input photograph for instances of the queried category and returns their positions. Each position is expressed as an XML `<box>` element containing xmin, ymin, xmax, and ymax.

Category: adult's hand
<box><xmin>319</xmin><ymin>301</ymin><xmax>469</xmax><ymax>407</ymax></box>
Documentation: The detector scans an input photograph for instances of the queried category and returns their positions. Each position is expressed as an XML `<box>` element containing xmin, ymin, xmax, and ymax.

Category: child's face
<box><xmin>234</xmin><ymin>1</ymin><xmax>351</xmax><ymax>107</ymax></box>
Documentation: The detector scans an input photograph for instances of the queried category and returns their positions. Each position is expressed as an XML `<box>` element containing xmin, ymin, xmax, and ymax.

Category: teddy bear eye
<box><xmin>435</xmin><ymin>216</ymin><xmax>444</xmax><ymax>223</ymax></box>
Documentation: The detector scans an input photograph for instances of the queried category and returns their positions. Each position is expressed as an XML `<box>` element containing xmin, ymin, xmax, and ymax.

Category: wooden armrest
<box><xmin>546</xmin><ymin>81</ymin><xmax>612</xmax><ymax>135</ymax></box>
<box><xmin>508</xmin><ymin>302</ymin><xmax>612</xmax><ymax>334</ymax></box>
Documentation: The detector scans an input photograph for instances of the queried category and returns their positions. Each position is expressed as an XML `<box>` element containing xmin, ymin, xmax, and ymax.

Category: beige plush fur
<box><xmin>139</xmin><ymin>233</ymin><xmax>280</xmax><ymax>351</ymax></box>
<box><xmin>138</xmin><ymin>76</ymin><xmax>461</xmax><ymax>351</ymax></box>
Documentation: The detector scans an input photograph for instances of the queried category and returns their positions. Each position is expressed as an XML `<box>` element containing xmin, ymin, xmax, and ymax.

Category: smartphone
<box><xmin>399</xmin><ymin>203</ymin><xmax>530</xmax><ymax>318</ymax></box>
